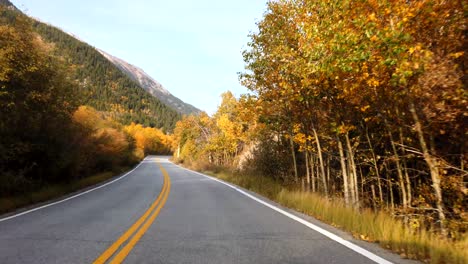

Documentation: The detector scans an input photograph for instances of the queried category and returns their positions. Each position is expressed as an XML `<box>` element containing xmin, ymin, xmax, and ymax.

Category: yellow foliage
<box><xmin>124</xmin><ymin>123</ymin><xmax>173</xmax><ymax>155</ymax></box>
<box><xmin>73</xmin><ymin>106</ymin><xmax>103</xmax><ymax>129</ymax></box>
<box><xmin>93</xmin><ymin>127</ymin><xmax>129</xmax><ymax>156</ymax></box>
<box><xmin>173</xmin><ymin>91</ymin><xmax>259</xmax><ymax>166</ymax></box>
<box><xmin>71</xmin><ymin>105</ymin><xmax>135</xmax><ymax>168</ymax></box>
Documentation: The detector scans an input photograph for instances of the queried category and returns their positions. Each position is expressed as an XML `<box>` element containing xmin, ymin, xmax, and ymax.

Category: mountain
<box><xmin>0</xmin><ymin>1</ymin><xmax>195</xmax><ymax>131</ymax></box>
<box><xmin>0</xmin><ymin>0</ymin><xmax>15</xmax><ymax>8</ymax></box>
<box><xmin>99</xmin><ymin>50</ymin><xmax>200</xmax><ymax>116</ymax></box>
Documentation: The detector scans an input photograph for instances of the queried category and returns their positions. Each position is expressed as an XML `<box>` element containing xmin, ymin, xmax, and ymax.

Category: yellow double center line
<box><xmin>94</xmin><ymin>163</ymin><xmax>171</xmax><ymax>264</ymax></box>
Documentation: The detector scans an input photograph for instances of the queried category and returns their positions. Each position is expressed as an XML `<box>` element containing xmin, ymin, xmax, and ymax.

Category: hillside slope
<box><xmin>0</xmin><ymin>0</ymin><xmax>14</xmax><ymax>8</ymax></box>
<box><xmin>99</xmin><ymin>50</ymin><xmax>200</xmax><ymax>116</ymax></box>
<box><xmin>1</xmin><ymin>0</ymin><xmax>183</xmax><ymax>131</ymax></box>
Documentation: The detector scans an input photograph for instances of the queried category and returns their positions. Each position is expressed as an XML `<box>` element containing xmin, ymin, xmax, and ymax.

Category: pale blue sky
<box><xmin>11</xmin><ymin>0</ymin><xmax>268</xmax><ymax>114</ymax></box>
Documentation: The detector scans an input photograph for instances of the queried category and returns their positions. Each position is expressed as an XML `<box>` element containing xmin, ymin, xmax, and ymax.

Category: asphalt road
<box><xmin>0</xmin><ymin>156</ymin><xmax>418</xmax><ymax>264</ymax></box>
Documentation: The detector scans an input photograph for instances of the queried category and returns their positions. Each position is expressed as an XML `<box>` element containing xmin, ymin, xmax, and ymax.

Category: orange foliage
<box><xmin>124</xmin><ymin>123</ymin><xmax>173</xmax><ymax>158</ymax></box>
<box><xmin>71</xmin><ymin>106</ymin><xmax>135</xmax><ymax>171</ymax></box>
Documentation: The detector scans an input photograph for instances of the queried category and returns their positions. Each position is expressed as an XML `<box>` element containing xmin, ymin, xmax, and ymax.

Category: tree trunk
<box><xmin>313</xmin><ymin>128</ymin><xmax>328</xmax><ymax>198</ymax></box>
<box><xmin>359</xmin><ymin>165</ymin><xmax>365</xmax><ymax>204</ymax></box>
<box><xmin>385</xmin><ymin>161</ymin><xmax>395</xmax><ymax>212</ymax></box>
<box><xmin>365</xmin><ymin>130</ymin><xmax>383</xmax><ymax>205</ymax></box>
<box><xmin>461</xmin><ymin>155</ymin><xmax>464</xmax><ymax>171</ymax></box>
<box><xmin>305</xmin><ymin>150</ymin><xmax>310</xmax><ymax>191</ymax></box>
<box><xmin>371</xmin><ymin>184</ymin><xmax>377</xmax><ymax>211</ymax></box>
<box><xmin>338</xmin><ymin>138</ymin><xmax>350</xmax><ymax>206</ymax></box>
<box><xmin>388</xmin><ymin>129</ymin><xmax>408</xmax><ymax>209</ymax></box>
<box><xmin>347</xmin><ymin>151</ymin><xmax>356</xmax><ymax>206</ymax></box>
<box><xmin>345</xmin><ymin>132</ymin><xmax>359</xmax><ymax>207</ymax></box>
<box><xmin>326</xmin><ymin>155</ymin><xmax>331</xmax><ymax>192</ymax></box>
<box><xmin>400</xmin><ymin>127</ymin><xmax>412</xmax><ymax>207</ymax></box>
<box><xmin>310</xmin><ymin>154</ymin><xmax>316</xmax><ymax>192</ymax></box>
<box><xmin>289</xmin><ymin>134</ymin><xmax>298</xmax><ymax>182</ymax></box>
<box><xmin>409</xmin><ymin>102</ymin><xmax>446</xmax><ymax>235</ymax></box>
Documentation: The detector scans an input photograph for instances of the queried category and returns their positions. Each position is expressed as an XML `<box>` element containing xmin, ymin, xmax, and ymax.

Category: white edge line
<box><xmin>174</xmin><ymin>162</ymin><xmax>393</xmax><ymax>264</ymax></box>
<box><xmin>0</xmin><ymin>160</ymin><xmax>147</xmax><ymax>222</ymax></box>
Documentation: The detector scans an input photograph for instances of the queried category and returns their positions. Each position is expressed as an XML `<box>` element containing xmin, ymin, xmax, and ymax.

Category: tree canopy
<box><xmin>175</xmin><ymin>0</ymin><xmax>467</xmax><ymax>239</ymax></box>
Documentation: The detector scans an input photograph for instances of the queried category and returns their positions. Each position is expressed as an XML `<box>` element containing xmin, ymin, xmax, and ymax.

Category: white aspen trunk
<box><xmin>461</xmin><ymin>156</ymin><xmax>464</xmax><ymax>171</ymax></box>
<box><xmin>347</xmin><ymin>152</ymin><xmax>356</xmax><ymax>206</ymax></box>
<box><xmin>345</xmin><ymin>132</ymin><xmax>359</xmax><ymax>207</ymax></box>
<box><xmin>399</xmin><ymin>127</ymin><xmax>412</xmax><ymax>207</ymax></box>
<box><xmin>371</xmin><ymin>184</ymin><xmax>377</xmax><ymax>210</ymax></box>
<box><xmin>409</xmin><ymin>102</ymin><xmax>446</xmax><ymax>235</ymax></box>
<box><xmin>311</xmin><ymin>155</ymin><xmax>316</xmax><ymax>192</ymax></box>
<box><xmin>403</xmin><ymin>162</ymin><xmax>412</xmax><ymax>207</ymax></box>
<box><xmin>338</xmin><ymin>138</ymin><xmax>350</xmax><ymax>206</ymax></box>
<box><xmin>388</xmin><ymin>130</ymin><xmax>408</xmax><ymax>209</ymax></box>
<box><xmin>313</xmin><ymin>128</ymin><xmax>328</xmax><ymax>198</ymax></box>
<box><xmin>359</xmin><ymin>166</ymin><xmax>365</xmax><ymax>203</ymax></box>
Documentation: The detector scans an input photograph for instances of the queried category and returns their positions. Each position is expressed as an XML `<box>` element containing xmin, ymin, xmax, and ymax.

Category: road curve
<box><xmin>0</xmin><ymin>156</ymin><xmax>418</xmax><ymax>264</ymax></box>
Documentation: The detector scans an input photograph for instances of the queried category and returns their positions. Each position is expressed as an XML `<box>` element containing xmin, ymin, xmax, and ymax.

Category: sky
<box><xmin>10</xmin><ymin>0</ymin><xmax>268</xmax><ymax>114</ymax></box>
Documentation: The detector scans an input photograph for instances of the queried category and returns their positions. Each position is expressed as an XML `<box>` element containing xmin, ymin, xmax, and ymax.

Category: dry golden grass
<box><xmin>197</xmin><ymin>167</ymin><xmax>467</xmax><ymax>264</ymax></box>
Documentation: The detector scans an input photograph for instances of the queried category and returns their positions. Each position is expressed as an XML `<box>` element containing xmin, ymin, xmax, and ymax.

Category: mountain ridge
<box><xmin>98</xmin><ymin>50</ymin><xmax>200</xmax><ymax>115</ymax></box>
<box><xmin>0</xmin><ymin>0</ymin><xmax>14</xmax><ymax>8</ymax></box>
<box><xmin>1</xmin><ymin>1</ymin><xmax>196</xmax><ymax>130</ymax></box>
